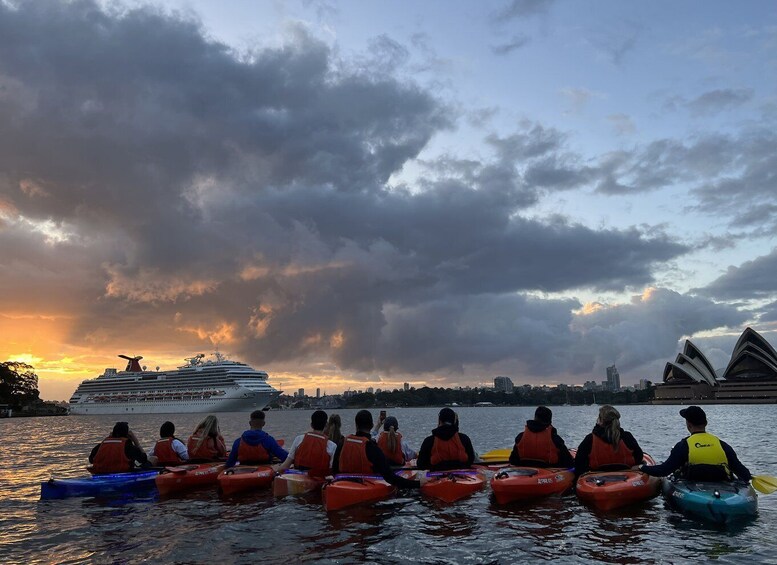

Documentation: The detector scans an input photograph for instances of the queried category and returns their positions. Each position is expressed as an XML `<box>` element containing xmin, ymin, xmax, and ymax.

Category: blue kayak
<box><xmin>41</xmin><ymin>471</ymin><xmax>159</xmax><ymax>500</ymax></box>
<box><xmin>662</xmin><ymin>477</ymin><xmax>757</xmax><ymax>524</ymax></box>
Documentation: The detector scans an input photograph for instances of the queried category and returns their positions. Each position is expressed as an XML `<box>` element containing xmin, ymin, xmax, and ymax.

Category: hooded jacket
<box><xmin>509</xmin><ymin>420</ymin><xmax>574</xmax><ymax>468</ymax></box>
<box><xmin>575</xmin><ymin>424</ymin><xmax>643</xmax><ymax>476</ymax></box>
<box><xmin>225</xmin><ymin>429</ymin><xmax>288</xmax><ymax>468</ymax></box>
<box><xmin>416</xmin><ymin>424</ymin><xmax>476</xmax><ymax>471</ymax></box>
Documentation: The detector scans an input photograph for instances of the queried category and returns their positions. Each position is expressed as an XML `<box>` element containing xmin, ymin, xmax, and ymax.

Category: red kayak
<box><xmin>155</xmin><ymin>463</ymin><xmax>224</xmax><ymax>496</ymax></box>
<box><xmin>322</xmin><ymin>475</ymin><xmax>395</xmax><ymax>511</ymax></box>
<box><xmin>273</xmin><ymin>470</ymin><xmax>326</xmax><ymax>497</ymax></box>
<box><xmin>576</xmin><ymin>454</ymin><xmax>661</xmax><ymax>511</ymax></box>
<box><xmin>217</xmin><ymin>465</ymin><xmax>275</xmax><ymax>496</ymax></box>
<box><xmin>421</xmin><ymin>469</ymin><xmax>486</xmax><ymax>503</ymax></box>
<box><xmin>491</xmin><ymin>466</ymin><xmax>574</xmax><ymax>504</ymax></box>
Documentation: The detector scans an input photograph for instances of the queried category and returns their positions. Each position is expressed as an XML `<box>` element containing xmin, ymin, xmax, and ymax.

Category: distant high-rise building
<box><xmin>403</xmin><ymin>382</ymin><xmax>410</xmax><ymax>391</ymax></box>
<box><xmin>493</xmin><ymin>376</ymin><xmax>514</xmax><ymax>393</ymax></box>
<box><xmin>367</xmin><ymin>387</ymin><xmax>374</xmax><ymax>394</ymax></box>
<box><xmin>606</xmin><ymin>365</ymin><xmax>621</xmax><ymax>391</ymax></box>
<box><xmin>375</xmin><ymin>388</ymin><xmax>382</xmax><ymax>394</ymax></box>
<box><xmin>316</xmin><ymin>388</ymin><xmax>321</xmax><ymax>398</ymax></box>
<box><xmin>637</xmin><ymin>379</ymin><xmax>651</xmax><ymax>390</ymax></box>
<box><xmin>298</xmin><ymin>388</ymin><xmax>305</xmax><ymax>398</ymax></box>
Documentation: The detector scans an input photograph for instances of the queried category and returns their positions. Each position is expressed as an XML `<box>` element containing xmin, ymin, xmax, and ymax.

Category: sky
<box><xmin>1</xmin><ymin>0</ymin><xmax>776</xmax><ymax>400</ymax></box>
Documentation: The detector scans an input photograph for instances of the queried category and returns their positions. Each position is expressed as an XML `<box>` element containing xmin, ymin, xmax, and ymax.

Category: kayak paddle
<box><xmin>752</xmin><ymin>475</ymin><xmax>777</xmax><ymax>494</ymax></box>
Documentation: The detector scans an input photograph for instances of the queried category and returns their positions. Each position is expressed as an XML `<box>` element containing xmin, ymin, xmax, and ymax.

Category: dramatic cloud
<box><xmin>698</xmin><ymin>248</ymin><xmax>777</xmax><ymax>300</ymax></box>
<box><xmin>0</xmin><ymin>0</ymin><xmax>755</xmax><ymax>395</ymax></box>
<box><xmin>491</xmin><ymin>34</ymin><xmax>531</xmax><ymax>55</ymax></box>
<box><xmin>686</xmin><ymin>88</ymin><xmax>754</xmax><ymax>116</ymax></box>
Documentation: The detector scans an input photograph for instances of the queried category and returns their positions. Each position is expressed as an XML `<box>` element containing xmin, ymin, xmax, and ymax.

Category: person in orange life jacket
<box><xmin>187</xmin><ymin>414</ymin><xmax>228</xmax><ymax>461</ymax></box>
<box><xmin>275</xmin><ymin>410</ymin><xmax>337</xmax><ymax>476</ymax></box>
<box><xmin>640</xmin><ymin>406</ymin><xmax>752</xmax><ymax>482</ymax></box>
<box><xmin>89</xmin><ymin>421</ymin><xmax>151</xmax><ymax>473</ymax></box>
<box><xmin>374</xmin><ymin>416</ymin><xmax>418</xmax><ymax>465</ymax></box>
<box><xmin>575</xmin><ymin>405</ymin><xmax>644</xmax><ymax>477</ymax></box>
<box><xmin>416</xmin><ymin>407</ymin><xmax>476</xmax><ymax>471</ymax></box>
<box><xmin>509</xmin><ymin>406</ymin><xmax>574</xmax><ymax>468</ymax></box>
<box><xmin>332</xmin><ymin>410</ymin><xmax>422</xmax><ymax>488</ymax></box>
<box><xmin>225</xmin><ymin>410</ymin><xmax>288</xmax><ymax>469</ymax></box>
<box><xmin>148</xmin><ymin>421</ymin><xmax>188</xmax><ymax>466</ymax></box>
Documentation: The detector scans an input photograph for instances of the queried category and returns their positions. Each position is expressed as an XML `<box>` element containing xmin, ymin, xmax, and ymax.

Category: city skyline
<box><xmin>1</xmin><ymin>1</ymin><xmax>776</xmax><ymax>400</ymax></box>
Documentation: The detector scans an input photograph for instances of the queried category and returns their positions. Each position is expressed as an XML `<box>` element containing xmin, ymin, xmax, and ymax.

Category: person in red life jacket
<box><xmin>225</xmin><ymin>410</ymin><xmax>288</xmax><ymax>468</ymax></box>
<box><xmin>187</xmin><ymin>415</ymin><xmax>228</xmax><ymax>461</ymax></box>
<box><xmin>509</xmin><ymin>406</ymin><xmax>574</xmax><ymax>468</ymax></box>
<box><xmin>640</xmin><ymin>406</ymin><xmax>752</xmax><ymax>482</ymax></box>
<box><xmin>375</xmin><ymin>416</ymin><xmax>418</xmax><ymax>465</ymax></box>
<box><xmin>575</xmin><ymin>405</ymin><xmax>644</xmax><ymax>477</ymax></box>
<box><xmin>416</xmin><ymin>407</ymin><xmax>476</xmax><ymax>471</ymax></box>
<box><xmin>148</xmin><ymin>421</ymin><xmax>189</xmax><ymax>466</ymax></box>
<box><xmin>332</xmin><ymin>410</ymin><xmax>422</xmax><ymax>488</ymax></box>
<box><xmin>88</xmin><ymin>421</ymin><xmax>151</xmax><ymax>474</ymax></box>
<box><xmin>275</xmin><ymin>410</ymin><xmax>338</xmax><ymax>477</ymax></box>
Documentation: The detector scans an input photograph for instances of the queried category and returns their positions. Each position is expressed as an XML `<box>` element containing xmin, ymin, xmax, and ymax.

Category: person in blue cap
<box><xmin>640</xmin><ymin>405</ymin><xmax>751</xmax><ymax>482</ymax></box>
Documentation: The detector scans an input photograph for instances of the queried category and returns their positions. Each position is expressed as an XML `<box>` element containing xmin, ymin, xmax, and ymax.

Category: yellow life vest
<box><xmin>686</xmin><ymin>432</ymin><xmax>730</xmax><ymax>478</ymax></box>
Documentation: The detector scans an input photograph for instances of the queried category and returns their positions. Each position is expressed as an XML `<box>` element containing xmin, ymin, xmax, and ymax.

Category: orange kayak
<box><xmin>273</xmin><ymin>470</ymin><xmax>326</xmax><ymax>497</ymax></box>
<box><xmin>322</xmin><ymin>475</ymin><xmax>395</xmax><ymax>511</ymax></box>
<box><xmin>576</xmin><ymin>454</ymin><xmax>660</xmax><ymax>511</ymax></box>
<box><xmin>217</xmin><ymin>465</ymin><xmax>275</xmax><ymax>496</ymax></box>
<box><xmin>491</xmin><ymin>467</ymin><xmax>574</xmax><ymax>504</ymax></box>
<box><xmin>421</xmin><ymin>469</ymin><xmax>486</xmax><ymax>503</ymax></box>
<box><xmin>155</xmin><ymin>463</ymin><xmax>224</xmax><ymax>496</ymax></box>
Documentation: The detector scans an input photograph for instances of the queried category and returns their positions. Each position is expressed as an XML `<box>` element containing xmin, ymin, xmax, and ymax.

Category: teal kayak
<box><xmin>41</xmin><ymin>471</ymin><xmax>159</xmax><ymax>500</ymax></box>
<box><xmin>661</xmin><ymin>478</ymin><xmax>757</xmax><ymax>524</ymax></box>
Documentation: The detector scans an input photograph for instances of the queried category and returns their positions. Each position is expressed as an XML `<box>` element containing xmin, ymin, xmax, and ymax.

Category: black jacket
<box><xmin>641</xmin><ymin>432</ymin><xmax>752</xmax><ymax>481</ymax></box>
<box><xmin>575</xmin><ymin>424</ymin><xmax>643</xmax><ymax>476</ymax></box>
<box><xmin>509</xmin><ymin>420</ymin><xmax>574</xmax><ymax>468</ymax></box>
<box><xmin>89</xmin><ymin>437</ymin><xmax>150</xmax><ymax>469</ymax></box>
<box><xmin>416</xmin><ymin>424</ymin><xmax>476</xmax><ymax>471</ymax></box>
<box><xmin>332</xmin><ymin>431</ymin><xmax>420</xmax><ymax>488</ymax></box>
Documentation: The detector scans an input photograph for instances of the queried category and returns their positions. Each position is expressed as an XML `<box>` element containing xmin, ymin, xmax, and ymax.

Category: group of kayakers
<box><xmin>89</xmin><ymin>403</ymin><xmax>752</xmax><ymax>486</ymax></box>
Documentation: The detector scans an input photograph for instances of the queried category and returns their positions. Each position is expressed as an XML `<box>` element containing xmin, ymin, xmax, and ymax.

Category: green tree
<box><xmin>0</xmin><ymin>362</ymin><xmax>40</xmax><ymax>409</ymax></box>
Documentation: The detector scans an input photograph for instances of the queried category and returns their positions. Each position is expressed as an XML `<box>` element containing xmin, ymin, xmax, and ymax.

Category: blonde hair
<box><xmin>193</xmin><ymin>414</ymin><xmax>221</xmax><ymax>452</ymax></box>
<box><xmin>385</xmin><ymin>425</ymin><xmax>398</xmax><ymax>453</ymax></box>
<box><xmin>597</xmin><ymin>405</ymin><xmax>622</xmax><ymax>449</ymax></box>
<box><xmin>324</xmin><ymin>414</ymin><xmax>343</xmax><ymax>446</ymax></box>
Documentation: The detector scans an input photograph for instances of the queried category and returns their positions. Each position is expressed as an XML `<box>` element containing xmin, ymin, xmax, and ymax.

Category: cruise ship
<box><xmin>68</xmin><ymin>353</ymin><xmax>281</xmax><ymax>414</ymax></box>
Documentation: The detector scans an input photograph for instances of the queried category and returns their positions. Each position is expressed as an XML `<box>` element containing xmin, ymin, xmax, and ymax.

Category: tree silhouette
<box><xmin>0</xmin><ymin>362</ymin><xmax>40</xmax><ymax>409</ymax></box>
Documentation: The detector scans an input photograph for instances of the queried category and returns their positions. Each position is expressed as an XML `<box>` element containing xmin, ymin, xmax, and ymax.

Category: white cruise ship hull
<box><xmin>69</xmin><ymin>390</ymin><xmax>279</xmax><ymax>415</ymax></box>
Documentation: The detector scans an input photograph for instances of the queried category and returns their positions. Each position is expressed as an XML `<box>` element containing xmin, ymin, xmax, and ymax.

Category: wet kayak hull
<box><xmin>421</xmin><ymin>469</ymin><xmax>486</xmax><ymax>503</ymax></box>
<box><xmin>576</xmin><ymin>470</ymin><xmax>661</xmax><ymax>510</ymax></box>
<box><xmin>217</xmin><ymin>465</ymin><xmax>275</xmax><ymax>496</ymax></box>
<box><xmin>662</xmin><ymin>478</ymin><xmax>757</xmax><ymax>524</ymax></box>
<box><xmin>272</xmin><ymin>470</ymin><xmax>325</xmax><ymax>496</ymax></box>
<box><xmin>491</xmin><ymin>467</ymin><xmax>574</xmax><ymax>504</ymax></box>
<box><xmin>40</xmin><ymin>471</ymin><xmax>159</xmax><ymax>500</ymax></box>
<box><xmin>155</xmin><ymin>463</ymin><xmax>224</xmax><ymax>496</ymax></box>
<box><xmin>322</xmin><ymin>475</ymin><xmax>395</xmax><ymax>511</ymax></box>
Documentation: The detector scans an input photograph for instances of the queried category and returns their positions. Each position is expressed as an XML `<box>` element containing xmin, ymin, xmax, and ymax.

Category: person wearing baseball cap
<box><xmin>416</xmin><ymin>407</ymin><xmax>476</xmax><ymax>471</ymax></box>
<box><xmin>509</xmin><ymin>406</ymin><xmax>574</xmax><ymax>468</ymax></box>
<box><xmin>640</xmin><ymin>406</ymin><xmax>752</xmax><ymax>482</ymax></box>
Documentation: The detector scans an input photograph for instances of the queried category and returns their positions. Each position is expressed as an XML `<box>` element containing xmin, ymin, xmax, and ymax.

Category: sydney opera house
<box><xmin>653</xmin><ymin>327</ymin><xmax>777</xmax><ymax>404</ymax></box>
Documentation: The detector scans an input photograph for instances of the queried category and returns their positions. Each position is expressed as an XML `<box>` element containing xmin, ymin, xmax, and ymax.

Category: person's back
<box><xmin>575</xmin><ymin>405</ymin><xmax>643</xmax><ymax>476</ymax></box>
<box><xmin>188</xmin><ymin>415</ymin><xmax>227</xmax><ymax>461</ymax></box>
<box><xmin>275</xmin><ymin>410</ymin><xmax>336</xmax><ymax>477</ymax></box>
<box><xmin>510</xmin><ymin>406</ymin><xmax>574</xmax><ymax>468</ymax></box>
<box><xmin>641</xmin><ymin>406</ymin><xmax>751</xmax><ymax>482</ymax></box>
<box><xmin>416</xmin><ymin>408</ymin><xmax>475</xmax><ymax>471</ymax></box>
<box><xmin>376</xmin><ymin>417</ymin><xmax>405</xmax><ymax>466</ymax></box>
<box><xmin>150</xmin><ymin>421</ymin><xmax>188</xmax><ymax>466</ymax></box>
<box><xmin>225</xmin><ymin>410</ymin><xmax>288</xmax><ymax>468</ymax></box>
<box><xmin>89</xmin><ymin>421</ymin><xmax>149</xmax><ymax>473</ymax></box>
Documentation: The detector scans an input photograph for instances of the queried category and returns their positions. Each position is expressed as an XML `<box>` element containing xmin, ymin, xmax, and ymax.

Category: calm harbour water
<box><xmin>2</xmin><ymin>405</ymin><xmax>776</xmax><ymax>564</ymax></box>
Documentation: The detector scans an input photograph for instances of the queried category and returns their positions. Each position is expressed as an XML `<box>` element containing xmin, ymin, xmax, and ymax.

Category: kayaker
<box><xmin>89</xmin><ymin>421</ymin><xmax>151</xmax><ymax>473</ymax></box>
<box><xmin>225</xmin><ymin>410</ymin><xmax>288</xmax><ymax>468</ymax></box>
<box><xmin>509</xmin><ymin>406</ymin><xmax>574</xmax><ymax>468</ymax></box>
<box><xmin>575</xmin><ymin>405</ymin><xmax>644</xmax><ymax>476</ymax></box>
<box><xmin>275</xmin><ymin>410</ymin><xmax>338</xmax><ymax>477</ymax></box>
<box><xmin>332</xmin><ymin>410</ymin><xmax>422</xmax><ymax>488</ymax></box>
<box><xmin>376</xmin><ymin>416</ymin><xmax>418</xmax><ymax>465</ymax></box>
<box><xmin>416</xmin><ymin>407</ymin><xmax>476</xmax><ymax>471</ymax></box>
<box><xmin>640</xmin><ymin>406</ymin><xmax>752</xmax><ymax>482</ymax></box>
<box><xmin>187</xmin><ymin>415</ymin><xmax>228</xmax><ymax>461</ymax></box>
<box><xmin>148</xmin><ymin>421</ymin><xmax>189</xmax><ymax>466</ymax></box>
<box><xmin>324</xmin><ymin>413</ymin><xmax>344</xmax><ymax>449</ymax></box>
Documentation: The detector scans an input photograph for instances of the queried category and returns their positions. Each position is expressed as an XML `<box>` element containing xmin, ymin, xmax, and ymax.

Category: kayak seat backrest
<box><xmin>497</xmin><ymin>468</ymin><xmax>539</xmax><ymax>478</ymax></box>
<box><xmin>589</xmin><ymin>474</ymin><xmax>628</xmax><ymax>485</ymax></box>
